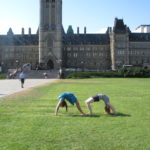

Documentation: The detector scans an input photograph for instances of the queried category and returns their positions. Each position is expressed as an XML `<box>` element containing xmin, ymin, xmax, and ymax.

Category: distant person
<box><xmin>36</xmin><ymin>64</ymin><xmax>39</xmax><ymax>71</ymax></box>
<box><xmin>85</xmin><ymin>94</ymin><xmax>116</xmax><ymax>115</ymax></box>
<box><xmin>58</xmin><ymin>68</ymin><xmax>64</xmax><ymax>79</ymax></box>
<box><xmin>9</xmin><ymin>70</ymin><xmax>18</xmax><ymax>79</ymax></box>
<box><xmin>9</xmin><ymin>73</ymin><xmax>15</xmax><ymax>79</ymax></box>
<box><xmin>22</xmin><ymin>63</ymin><xmax>31</xmax><ymax>73</ymax></box>
<box><xmin>43</xmin><ymin>72</ymin><xmax>48</xmax><ymax>78</ymax></box>
<box><xmin>19</xmin><ymin>72</ymin><xmax>26</xmax><ymax>88</ymax></box>
<box><xmin>55</xmin><ymin>92</ymin><xmax>85</xmax><ymax>115</ymax></box>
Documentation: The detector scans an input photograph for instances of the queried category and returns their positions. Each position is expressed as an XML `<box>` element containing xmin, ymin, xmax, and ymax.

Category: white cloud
<box><xmin>96</xmin><ymin>27</ymin><xmax>107</xmax><ymax>33</ymax></box>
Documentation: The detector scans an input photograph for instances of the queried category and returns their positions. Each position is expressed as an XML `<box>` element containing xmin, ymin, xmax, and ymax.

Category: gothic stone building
<box><xmin>0</xmin><ymin>0</ymin><xmax>150</xmax><ymax>72</ymax></box>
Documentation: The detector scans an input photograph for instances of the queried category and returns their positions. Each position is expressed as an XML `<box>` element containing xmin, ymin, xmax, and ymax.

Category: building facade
<box><xmin>0</xmin><ymin>0</ymin><xmax>150</xmax><ymax>72</ymax></box>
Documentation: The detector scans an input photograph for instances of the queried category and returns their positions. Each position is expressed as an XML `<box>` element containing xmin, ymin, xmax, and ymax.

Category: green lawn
<box><xmin>0</xmin><ymin>78</ymin><xmax>150</xmax><ymax>150</ymax></box>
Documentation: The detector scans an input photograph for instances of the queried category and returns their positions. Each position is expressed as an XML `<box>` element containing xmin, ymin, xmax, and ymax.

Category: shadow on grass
<box><xmin>52</xmin><ymin>112</ymin><xmax>131</xmax><ymax>118</ymax></box>
<box><xmin>109</xmin><ymin>112</ymin><xmax>131</xmax><ymax>117</ymax></box>
<box><xmin>68</xmin><ymin>114</ymin><xmax>100</xmax><ymax>118</ymax></box>
<box><xmin>63</xmin><ymin>112</ymin><xmax>131</xmax><ymax>118</ymax></box>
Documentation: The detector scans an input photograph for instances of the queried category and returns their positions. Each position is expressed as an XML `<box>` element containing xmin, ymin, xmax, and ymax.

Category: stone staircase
<box><xmin>16</xmin><ymin>70</ymin><xmax>59</xmax><ymax>79</ymax></box>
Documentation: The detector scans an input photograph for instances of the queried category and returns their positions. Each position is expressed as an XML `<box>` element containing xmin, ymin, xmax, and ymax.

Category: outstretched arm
<box><xmin>55</xmin><ymin>100</ymin><xmax>62</xmax><ymax>115</ymax></box>
<box><xmin>75</xmin><ymin>101</ymin><xmax>85</xmax><ymax>115</ymax></box>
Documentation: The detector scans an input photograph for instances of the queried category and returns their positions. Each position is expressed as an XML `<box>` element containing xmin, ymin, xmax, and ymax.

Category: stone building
<box><xmin>0</xmin><ymin>28</ymin><xmax>39</xmax><ymax>71</ymax></box>
<box><xmin>0</xmin><ymin>0</ymin><xmax>150</xmax><ymax>72</ymax></box>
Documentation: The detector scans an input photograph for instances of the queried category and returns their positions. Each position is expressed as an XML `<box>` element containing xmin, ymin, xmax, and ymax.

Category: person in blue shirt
<box><xmin>55</xmin><ymin>92</ymin><xmax>85</xmax><ymax>115</ymax></box>
<box><xmin>19</xmin><ymin>72</ymin><xmax>26</xmax><ymax>88</ymax></box>
<box><xmin>85</xmin><ymin>94</ymin><xmax>116</xmax><ymax>115</ymax></box>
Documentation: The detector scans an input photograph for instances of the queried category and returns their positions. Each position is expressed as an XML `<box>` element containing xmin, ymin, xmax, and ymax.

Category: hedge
<box><xmin>66</xmin><ymin>67</ymin><xmax>150</xmax><ymax>79</ymax></box>
<box><xmin>0</xmin><ymin>74</ymin><xmax>7</xmax><ymax>79</ymax></box>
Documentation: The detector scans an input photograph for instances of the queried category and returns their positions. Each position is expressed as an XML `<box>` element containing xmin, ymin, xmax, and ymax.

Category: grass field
<box><xmin>0</xmin><ymin>78</ymin><xmax>150</xmax><ymax>150</ymax></box>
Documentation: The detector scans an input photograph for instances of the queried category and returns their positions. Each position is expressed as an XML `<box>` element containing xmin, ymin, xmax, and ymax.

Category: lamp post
<box><xmin>16</xmin><ymin>60</ymin><xmax>19</xmax><ymax>71</ymax></box>
<box><xmin>81</xmin><ymin>61</ymin><xmax>84</xmax><ymax>72</ymax></box>
<box><xmin>0</xmin><ymin>62</ymin><xmax>4</xmax><ymax>73</ymax></box>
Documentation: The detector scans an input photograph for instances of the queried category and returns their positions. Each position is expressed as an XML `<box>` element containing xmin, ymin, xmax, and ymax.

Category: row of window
<box><xmin>130</xmin><ymin>44</ymin><xmax>150</xmax><ymax>48</ymax></box>
<box><xmin>66</xmin><ymin>61</ymin><xmax>107</xmax><ymax>67</ymax></box>
<box><xmin>3</xmin><ymin>53</ymin><xmax>38</xmax><ymax>59</ymax></box>
<box><xmin>117</xmin><ymin>50</ymin><xmax>150</xmax><ymax>55</ymax></box>
<box><xmin>4</xmin><ymin>48</ymin><xmax>38</xmax><ymax>52</ymax></box>
<box><xmin>66</xmin><ymin>52</ymin><xmax>108</xmax><ymax>58</ymax></box>
<box><xmin>46</xmin><ymin>0</ymin><xmax>55</xmax><ymax>3</ymax></box>
<box><xmin>116</xmin><ymin>43</ymin><xmax>127</xmax><ymax>48</ymax></box>
<box><xmin>116</xmin><ymin>58</ymin><xmax>150</xmax><ymax>65</ymax></box>
<box><xmin>116</xmin><ymin>43</ymin><xmax>150</xmax><ymax>49</ymax></box>
<box><xmin>130</xmin><ymin>59</ymin><xmax>150</xmax><ymax>64</ymax></box>
<box><xmin>115</xmin><ymin>36</ymin><xmax>127</xmax><ymax>41</ymax></box>
<box><xmin>15</xmin><ymin>48</ymin><xmax>38</xmax><ymax>52</ymax></box>
<box><xmin>65</xmin><ymin>46</ymin><xmax>107</xmax><ymax>51</ymax></box>
<box><xmin>65</xmin><ymin>44</ymin><xmax>150</xmax><ymax>51</ymax></box>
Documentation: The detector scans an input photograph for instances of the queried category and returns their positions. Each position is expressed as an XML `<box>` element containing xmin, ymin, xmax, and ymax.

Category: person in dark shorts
<box><xmin>85</xmin><ymin>94</ymin><xmax>116</xmax><ymax>115</ymax></box>
<box><xmin>55</xmin><ymin>92</ymin><xmax>85</xmax><ymax>116</ymax></box>
<box><xmin>19</xmin><ymin>72</ymin><xmax>26</xmax><ymax>88</ymax></box>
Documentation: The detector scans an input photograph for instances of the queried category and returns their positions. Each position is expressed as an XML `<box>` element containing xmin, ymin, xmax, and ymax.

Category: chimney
<box><xmin>77</xmin><ymin>27</ymin><xmax>79</xmax><ymax>34</ymax></box>
<box><xmin>22</xmin><ymin>28</ymin><xmax>24</xmax><ymax>35</ymax></box>
<box><xmin>84</xmin><ymin>27</ymin><xmax>86</xmax><ymax>34</ymax></box>
<box><xmin>29</xmin><ymin>28</ymin><xmax>31</xmax><ymax>35</ymax></box>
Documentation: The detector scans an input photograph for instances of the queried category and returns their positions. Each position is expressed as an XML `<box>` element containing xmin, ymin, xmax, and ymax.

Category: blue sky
<box><xmin>0</xmin><ymin>0</ymin><xmax>150</xmax><ymax>34</ymax></box>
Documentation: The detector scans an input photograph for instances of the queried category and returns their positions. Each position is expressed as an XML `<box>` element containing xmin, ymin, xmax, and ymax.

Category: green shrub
<box><xmin>66</xmin><ymin>71</ymin><xmax>121</xmax><ymax>78</ymax></box>
<box><xmin>66</xmin><ymin>68</ymin><xmax>150</xmax><ymax>79</ymax></box>
<box><xmin>0</xmin><ymin>74</ymin><xmax>7</xmax><ymax>79</ymax></box>
<box><xmin>67</xmin><ymin>72</ymin><xmax>91</xmax><ymax>78</ymax></box>
<box><xmin>118</xmin><ymin>67</ymin><xmax>150</xmax><ymax>77</ymax></box>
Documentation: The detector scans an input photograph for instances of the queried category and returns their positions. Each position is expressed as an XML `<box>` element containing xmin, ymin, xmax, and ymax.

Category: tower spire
<box><xmin>39</xmin><ymin>0</ymin><xmax>62</xmax><ymax>69</ymax></box>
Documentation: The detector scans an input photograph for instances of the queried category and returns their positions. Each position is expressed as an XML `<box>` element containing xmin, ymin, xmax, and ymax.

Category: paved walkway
<box><xmin>0</xmin><ymin>79</ymin><xmax>57</xmax><ymax>98</ymax></box>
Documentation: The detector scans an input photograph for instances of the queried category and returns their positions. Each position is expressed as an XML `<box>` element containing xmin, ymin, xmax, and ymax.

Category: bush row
<box><xmin>118</xmin><ymin>67</ymin><xmax>150</xmax><ymax>77</ymax></box>
<box><xmin>66</xmin><ymin>67</ymin><xmax>150</xmax><ymax>78</ymax></box>
<box><xmin>0</xmin><ymin>74</ymin><xmax>7</xmax><ymax>79</ymax></box>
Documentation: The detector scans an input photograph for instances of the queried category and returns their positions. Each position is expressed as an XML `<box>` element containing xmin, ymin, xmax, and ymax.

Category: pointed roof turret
<box><xmin>7</xmin><ymin>28</ymin><xmax>14</xmax><ymax>36</ymax></box>
<box><xmin>106</xmin><ymin>27</ymin><xmax>112</xmax><ymax>34</ymax></box>
<box><xmin>67</xmin><ymin>25</ymin><xmax>74</xmax><ymax>35</ymax></box>
<box><xmin>113</xmin><ymin>18</ymin><xmax>129</xmax><ymax>33</ymax></box>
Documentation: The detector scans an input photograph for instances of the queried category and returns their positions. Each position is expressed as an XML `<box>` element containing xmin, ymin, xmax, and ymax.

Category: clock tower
<box><xmin>39</xmin><ymin>0</ymin><xmax>62</xmax><ymax>69</ymax></box>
